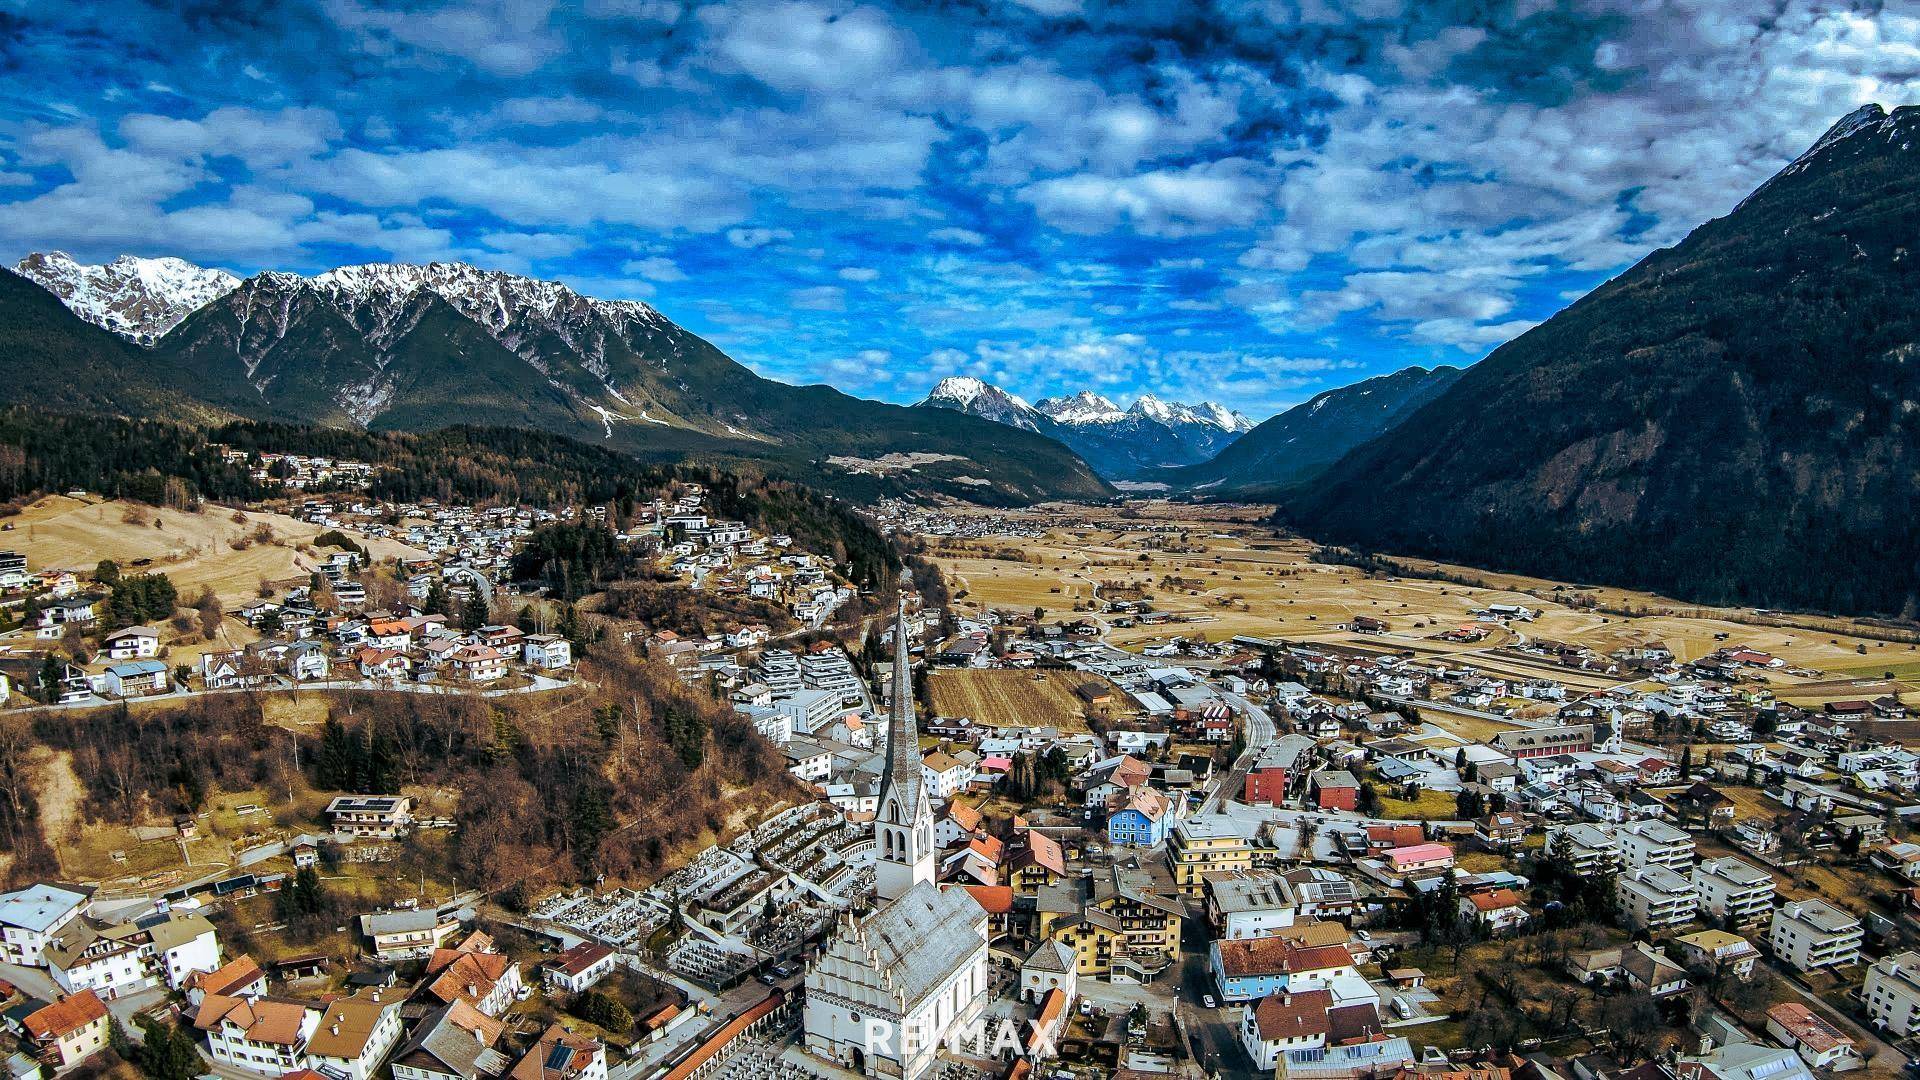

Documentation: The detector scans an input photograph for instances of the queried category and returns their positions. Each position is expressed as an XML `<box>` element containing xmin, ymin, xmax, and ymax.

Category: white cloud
<box><xmin>837</xmin><ymin>266</ymin><xmax>880</xmax><ymax>281</ymax></box>
<box><xmin>624</xmin><ymin>256</ymin><xmax>688</xmax><ymax>281</ymax></box>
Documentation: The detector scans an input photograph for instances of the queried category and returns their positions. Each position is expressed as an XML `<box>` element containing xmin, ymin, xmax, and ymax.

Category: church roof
<box><xmin>851</xmin><ymin>881</ymin><xmax>986</xmax><ymax>1010</ymax></box>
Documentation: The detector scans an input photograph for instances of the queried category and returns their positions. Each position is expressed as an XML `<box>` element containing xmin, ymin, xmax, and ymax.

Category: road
<box><xmin>12</xmin><ymin>672</ymin><xmax>575</xmax><ymax>714</ymax></box>
<box><xmin>1203</xmin><ymin>692</ymin><xmax>1275</xmax><ymax>814</ymax></box>
<box><xmin>1762</xmin><ymin>958</ymin><xmax>1908</xmax><ymax>1071</ymax></box>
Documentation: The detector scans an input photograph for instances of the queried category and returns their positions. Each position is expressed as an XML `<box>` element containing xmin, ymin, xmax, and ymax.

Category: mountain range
<box><xmin>1167</xmin><ymin>365</ymin><xmax>1462</xmax><ymax>494</ymax></box>
<box><xmin>1283</xmin><ymin>102</ymin><xmax>1920</xmax><ymax>615</ymax></box>
<box><xmin>5</xmin><ymin>256</ymin><xmax>1110</xmax><ymax>505</ymax></box>
<box><xmin>918</xmin><ymin>376</ymin><xmax>1253</xmax><ymax>479</ymax></box>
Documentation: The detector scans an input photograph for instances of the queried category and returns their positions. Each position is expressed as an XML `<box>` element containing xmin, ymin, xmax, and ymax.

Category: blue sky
<box><xmin>1</xmin><ymin>1</ymin><xmax>1917</xmax><ymax>419</ymax></box>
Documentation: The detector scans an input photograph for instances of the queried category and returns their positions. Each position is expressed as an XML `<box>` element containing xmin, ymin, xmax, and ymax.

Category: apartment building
<box><xmin>1693</xmin><ymin>855</ymin><xmax>1776</xmax><ymax>927</ymax></box>
<box><xmin>1547</xmin><ymin>823</ymin><xmax>1619</xmax><ymax>875</ymax></box>
<box><xmin>1769</xmin><ymin>899</ymin><xmax>1862</xmax><ymax>973</ymax></box>
<box><xmin>1170</xmin><ymin>816</ymin><xmax>1256</xmax><ymax>898</ymax></box>
<box><xmin>1615</xmin><ymin>819</ymin><xmax>1695</xmax><ymax>872</ymax></box>
<box><xmin>1865</xmin><ymin>950</ymin><xmax>1920</xmax><ymax>1036</ymax></box>
<box><xmin>1205</xmin><ymin>871</ymin><xmax>1298</xmax><ymax>940</ymax></box>
<box><xmin>1617</xmin><ymin>865</ymin><xmax>1699</xmax><ymax>930</ymax></box>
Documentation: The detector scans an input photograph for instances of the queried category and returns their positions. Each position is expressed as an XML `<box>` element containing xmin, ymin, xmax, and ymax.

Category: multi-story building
<box><xmin>1769</xmin><ymin>899</ymin><xmax>1862</xmax><ymax>973</ymax></box>
<box><xmin>195</xmin><ymin>994</ymin><xmax>321</xmax><ymax>1076</ymax></box>
<box><xmin>1205</xmin><ymin>871</ymin><xmax>1298</xmax><ymax>940</ymax></box>
<box><xmin>1546</xmin><ymin>824</ymin><xmax>1619</xmax><ymax>875</ymax></box>
<box><xmin>1673</xmin><ymin>929</ymin><xmax>1758</xmax><ymax>981</ymax></box>
<box><xmin>1616</xmin><ymin>865</ymin><xmax>1698</xmax><ymax>930</ymax></box>
<box><xmin>1243</xmin><ymin>736</ymin><xmax>1315</xmax><ymax>806</ymax></box>
<box><xmin>305</xmin><ymin>995</ymin><xmax>405</xmax><ymax>1080</ymax></box>
<box><xmin>0</xmin><ymin>883</ymin><xmax>88</xmax><ymax>966</ymax></box>
<box><xmin>45</xmin><ymin>910</ymin><xmax>220</xmax><ymax>999</ymax></box>
<box><xmin>326</xmin><ymin>795</ymin><xmax>415</xmax><ymax>839</ymax></box>
<box><xmin>22</xmin><ymin>992</ymin><xmax>109</xmax><ymax>1071</ymax></box>
<box><xmin>1035</xmin><ymin>866</ymin><xmax>1182</xmax><ymax>981</ymax></box>
<box><xmin>1614</xmin><ymin>819</ymin><xmax>1695</xmax><ymax>872</ymax></box>
<box><xmin>1865</xmin><ymin>950</ymin><xmax>1920</xmax><ymax>1036</ymax></box>
<box><xmin>1170</xmin><ymin>816</ymin><xmax>1256</xmax><ymax>897</ymax></box>
<box><xmin>1693</xmin><ymin>856</ymin><xmax>1776</xmax><ymax>927</ymax></box>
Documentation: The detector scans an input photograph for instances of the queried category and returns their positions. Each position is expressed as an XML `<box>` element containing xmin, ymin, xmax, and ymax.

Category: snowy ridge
<box><xmin>924</xmin><ymin>376</ymin><xmax>1045</xmax><ymax>431</ymax></box>
<box><xmin>1036</xmin><ymin>390</ymin><xmax>1125</xmax><ymax>425</ymax></box>
<box><xmin>14</xmin><ymin>251</ymin><xmax>240</xmax><ymax>344</ymax></box>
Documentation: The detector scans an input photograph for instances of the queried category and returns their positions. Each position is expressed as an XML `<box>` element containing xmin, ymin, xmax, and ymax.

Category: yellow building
<box><xmin>1035</xmin><ymin>866</ymin><xmax>1182</xmax><ymax>980</ymax></box>
<box><xmin>1169</xmin><ymin>815</ymin><xmax>1256</xmax><ymax>897</ymax></box>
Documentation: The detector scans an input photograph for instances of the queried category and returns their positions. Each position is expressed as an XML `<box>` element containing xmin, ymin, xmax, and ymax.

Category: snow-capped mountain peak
<box><xmin>1035</xmin><ymin>390</ymin><xmax>1125</xmax><ymax>425</ymax></box>
<box><xmin>923</xmin><ymin>376</ymin><xmax>1043</xmax><ymax>431</ymax></box>
<box><xmin>13</xmin><ymin>251</ymin><xmax>241</xmax><ymax>344</ymax></box>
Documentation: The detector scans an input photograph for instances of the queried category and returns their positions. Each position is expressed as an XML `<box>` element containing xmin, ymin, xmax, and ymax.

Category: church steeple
<box><xmin>874</xmin><ymin>568</ymin><xmax>934</xmax><ymax>902</ymax></box>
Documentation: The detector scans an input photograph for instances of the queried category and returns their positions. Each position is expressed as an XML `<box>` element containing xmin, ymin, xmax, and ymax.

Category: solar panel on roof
<box><xmin>545</xmin><ymin>1044</ymin><xmax>573</xmax><ymax>1071</ymax></box>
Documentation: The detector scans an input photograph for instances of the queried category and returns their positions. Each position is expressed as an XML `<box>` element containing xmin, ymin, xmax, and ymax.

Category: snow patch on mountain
<box><xmin>14</xmin><ymin>251</ymin><xmax>240</xmax><ymax>344</ymax></box>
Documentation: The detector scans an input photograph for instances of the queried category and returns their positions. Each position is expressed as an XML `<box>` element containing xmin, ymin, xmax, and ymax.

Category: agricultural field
<box><xmin>925</xmin><ymin>500</ymin><xmax>1920</xmax><ymax>706</ymax></box>
<box><xmin>2</xmin><ymin>494</ymin><xmax>425</xmax><ymax>604</ymax></box>
<box><xmin>925</xmin><ymin>667</ymin><xmax>1113</xmax><ymax>731</ymax></box>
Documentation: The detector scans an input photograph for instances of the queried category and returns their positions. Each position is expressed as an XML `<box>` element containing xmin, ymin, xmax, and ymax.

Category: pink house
<box><xmin>1386</xmin><ymin>843</ymin><xmax>1455</xmax><ymax>875</ymax></box>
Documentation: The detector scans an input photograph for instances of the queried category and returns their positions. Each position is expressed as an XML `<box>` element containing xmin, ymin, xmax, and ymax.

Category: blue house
<box><xmin>1210</xmin><ymin>936</ymin><xmax>1289</xmax><ymax>1001</ymax></box>
<box><xmin>1107</xmin><ymin>790</ymin><xmax>1172</xmax><ymax>848</ymax></box>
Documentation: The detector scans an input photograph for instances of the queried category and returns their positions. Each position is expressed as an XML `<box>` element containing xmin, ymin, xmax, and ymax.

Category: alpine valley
<box><xmin>4</xmin><ymin>255</ymin><xmax>1110</xmax><ymax>505</ymax></box>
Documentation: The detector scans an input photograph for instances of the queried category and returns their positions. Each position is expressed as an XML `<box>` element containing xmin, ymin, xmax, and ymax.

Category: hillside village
<box><xmin>0</xmin><ymin>478</ymin><xmax>854</xmax><ymax>710</ymax></box>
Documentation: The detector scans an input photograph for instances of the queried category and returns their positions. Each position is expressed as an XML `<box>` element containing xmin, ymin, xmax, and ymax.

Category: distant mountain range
<box><xmin>5</xmin><ymin>256</ymin><xmax>1110</xmax><ymax>505</ymax></box>
<box><xmin>1168</xmin><ymin>365</ymin><xmax>1462</xmax><ymax>494</ymax></box>
<box><xmin>919</xmin><ymin>376</ymin><xmax>1253</xmax><ymax>479</ymax></box>
<box><xmin>1283</xmin><ymin>103</ymin><xmax>1920</xmax><ymax>615</ymax></box>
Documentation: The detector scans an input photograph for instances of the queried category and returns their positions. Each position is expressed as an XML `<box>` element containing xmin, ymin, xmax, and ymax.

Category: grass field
<box><xmin>4</xmin><ymin>495</ymin><xmax>426</xmax><ymax>603</ymax></box>
<box><xmin>924</xmin><ymin>500</ymin><xmax>1917</xmax><ymax>700</ymax></box>
<box><xmin>926</xmin><ymin>668</ymin><xmax>1107</xmax><ymax>731</ymax></box>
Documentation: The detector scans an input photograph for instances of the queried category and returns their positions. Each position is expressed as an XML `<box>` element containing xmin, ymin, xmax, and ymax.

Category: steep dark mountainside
<box><xmin>1</xmin><ymin>261</ymin><xmax>1108</xmax><ymax>505</ymax></box>
<box><xmin>1170</xmin><ymin>365</ymin><xmax>1461</xmax><ymax>494</ymax></box>
<box><xmin>919</xmin><ymin>376</ymin><xmax>1252</xmax><ymax>479</ymax></box>
<box><xmin>1286</xmin><ymin>103</ymin><xmax>1920</xmax><ymax>615</ymax></box>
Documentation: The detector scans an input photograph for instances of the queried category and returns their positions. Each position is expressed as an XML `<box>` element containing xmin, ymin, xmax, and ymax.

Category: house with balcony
<box><xmin>326</xmin><ymin>795</ymin><xmax>415</xmax><ymax>839</ymax></box>
<box><xmin>1616</xmin><ymin>865</ymin><xmax>1698</xmax><ymax>930</ymax></box>
<box><xmin>1769</xmin><ymin>899</ymin><xmax>1862</xmax><ymax>973</ymax></box>
<box><xmin>1693</xmin><ymin>856</ymin><xmax>1776</xmax><ymax>928</ymax></box>
<box><xmin>1615</xmin><ymin>819</ymin><xmax>1695</xmax><ymax>872</ymax></box>
<box><xmin>1865</xmin><ymin>950</ymin><xmax>1920</xmax><ymax>1036</ymax></box>
<box><xmin>1673</xmin><ymin>929</ymin><xmax>1758</xmax><ymax>981</ymax></box>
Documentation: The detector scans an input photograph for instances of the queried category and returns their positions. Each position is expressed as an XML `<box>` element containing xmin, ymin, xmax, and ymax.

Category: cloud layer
<box><xmin>2</xmin><ymin>1</ymin><xmax>1917</xmax><ymax>416</ymax></box>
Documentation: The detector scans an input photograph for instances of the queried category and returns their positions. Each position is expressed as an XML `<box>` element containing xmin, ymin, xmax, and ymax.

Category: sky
<box><xmin>1</xmin><ymin>2</ymin><xmax>1918</xmax><ymax>419</ymax></box>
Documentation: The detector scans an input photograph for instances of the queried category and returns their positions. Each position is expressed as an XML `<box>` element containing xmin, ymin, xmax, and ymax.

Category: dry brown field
<box><xmin>926</xmin><ymin>499</ymin><xmax>1920</xmax><ymax>704</ymax></box>
<box><xmin>925</xmin><ymin>667</ymin><xmax>1111</xmax><ymax>731</ymax></box>
<box><xmin>4</xmin><ymin>494</ymin><xmax>426</xmax><ymax>603</ymax></box>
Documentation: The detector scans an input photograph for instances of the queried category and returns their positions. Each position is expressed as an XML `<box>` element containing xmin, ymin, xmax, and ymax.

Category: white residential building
<box><xmin>1865</xmin><ymin>950</ymin><xmax>1920</xmax><ymax>1037</ymax></box>
<box><xmin>0</xmin><ymin>884</ymin><xmax>87</xmax><ymax>966</ymax></box>
<box><xmin>304</xmin><ymin>995</ymin><xmax>405</xmax><ymax>1080</ymax></box>
<box><xmin>1769</xmin><ymin>899</ymin><xmax>1862</xmax><ymax>973</ymax></box>
<box><xmin>1693</xmin><ymin>856</ymin><xmax>1776</xmax><ymax>927</ymax></box>
<box><xmin>1206</xmin><ymin>872</ymin><xmax>1298</xmax><ymax>940</ymax></box>
<box><xmin>1547</xmin><ymin>823</ymin><xmax>1619</xmax><ymax>875</ymax></box>
<box><xmin>1614</xmin><ymin>819</ymin><xmax>1695</xmax><ymax>872</ymax></box>
<box><xmin>1616</xmin><ymin>865</ymin><xmax>1698</xmax><ymax>930</ymax></box>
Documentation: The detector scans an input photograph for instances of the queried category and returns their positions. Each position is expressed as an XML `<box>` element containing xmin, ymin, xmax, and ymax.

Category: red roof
<box><xmin>24</xmin><ymin>993</ymin><xmax>106</xmax><ymax>1041</ymax></box>
<box><xmin>662</xmin><ymin>991</ymin><xmax>784</xmax><ymax>1080</ymax></box>
<box><xmin>961</xmin><ymin>885</ymin><xmax>1015</xmax><ymax>914</ymax></box>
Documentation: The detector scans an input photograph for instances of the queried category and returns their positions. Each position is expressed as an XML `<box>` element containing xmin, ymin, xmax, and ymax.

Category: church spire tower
<box><xmin>874</xmin><ymin>568</ymin><xmax>935</xmax><ymax>903</ymax></box>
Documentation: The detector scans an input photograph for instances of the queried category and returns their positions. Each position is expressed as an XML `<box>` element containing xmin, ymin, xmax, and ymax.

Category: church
<box><xmin>804</xmin><ymin>573</ymin><xmax>990</xmax><ymax>1080</ymax></box>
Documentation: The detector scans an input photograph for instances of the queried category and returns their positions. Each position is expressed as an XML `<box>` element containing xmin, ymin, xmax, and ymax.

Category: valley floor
<box><xmin>922</xmin><ymin>498</ymin><xmax>1920</xmax><ymax>712</ymax></box>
